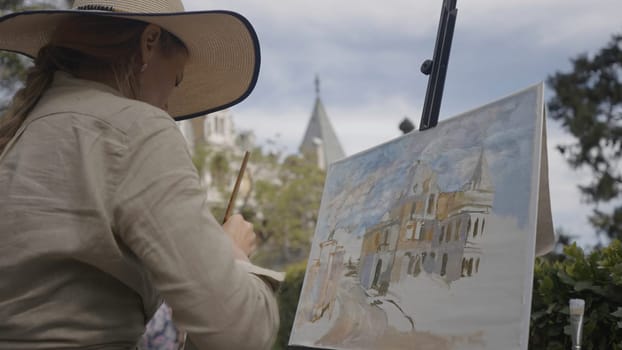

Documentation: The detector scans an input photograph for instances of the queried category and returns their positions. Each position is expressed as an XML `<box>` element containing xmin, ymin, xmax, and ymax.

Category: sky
<box><xmin>185</xmin><ymin>0</ymin><xmax>621</xmax><ymax>247</ymax></box>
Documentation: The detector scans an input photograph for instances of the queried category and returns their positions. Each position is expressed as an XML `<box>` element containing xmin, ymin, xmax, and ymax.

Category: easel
<box><xmin>419</xmin><ymin>0</ymin><xmax>458</xmax><ymax>131</ymax></box>
<box><xmin>288</xmin><ymin>1</ymin><xmax>458</xmax><ymax>349</ymax></box>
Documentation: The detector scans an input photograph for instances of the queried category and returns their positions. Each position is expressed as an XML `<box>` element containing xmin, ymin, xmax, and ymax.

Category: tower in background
<box><xmin>299</xmin><ymin>76</ymin><xmax>346</xmax><ymax>170</ymax></box>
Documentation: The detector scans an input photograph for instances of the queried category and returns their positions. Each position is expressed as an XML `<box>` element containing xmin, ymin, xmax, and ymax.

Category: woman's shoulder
<box><xmin>31</xmin><ymin>76</ymin><xmax>176</xmax><ymax>135</ymax></box>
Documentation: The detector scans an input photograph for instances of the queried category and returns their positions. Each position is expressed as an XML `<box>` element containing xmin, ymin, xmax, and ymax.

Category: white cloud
<box><xmin>189</xmin><ymin>0</ymin><xmax>437</xmax><ymax>37</ymax></box>
<box><xmin>546</xmin><ymin>122</ymin><xmax>601</xmax><ymax>245</ymax></box>
<box><xmin>231</xmin><ymin>105</ymin><xmax>309</xmax><ymax>154</ymax></box>
<box><xmin>461</xmin><ymin>0</ymin><xmax>620</xmax><ymax>47</ymax></box>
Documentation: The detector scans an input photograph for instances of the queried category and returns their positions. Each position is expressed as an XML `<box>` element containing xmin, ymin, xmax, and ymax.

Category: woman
<box><xmin>0</xmin><ymin>1</ymin><xmax>281</xmax><ymax>349</ymax></box>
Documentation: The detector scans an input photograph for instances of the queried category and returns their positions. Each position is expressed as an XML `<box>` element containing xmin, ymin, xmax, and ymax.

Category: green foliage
<box><xmin>249</xmin><ymin>145</ymin><xmax>280</xmax><ymax>172</ymax></box>
<box><xmin>191</xmin><ymin>143</ymin><xmax>210</xmax><ymax>180</ymax></box>
<box><xmin>530</xmin><ymin>241</ymin><xmax>622</xmax><ymax>349</ymax></box>
<box><xmin>1</xmin><ymin>0</ymin><xmax>71</xmax><ymax>11</ymax></box>
<box><xmin>547</xmin><ymin>33</ymin><xmax>622</xmax><ymax>240</ymax></box>
<box><xmin>190</xmin><ymin>143</ymin><xmax>246</xmax><ymax>220</ymax></box>
<box><xmin>0</xmin><ymin>1</ymin><xmax>23</xmax><ymax>9</ymax></box>
<box><xmin>208</xmin><ymin>151</ymin><xmax>231</xmax><ymax>192</ymax></box>
<box><xmin>192</xmin><ymin>139</ymin><xmax>325</xmax><ymax>269</ymax></box>
<box><xmin>1</xmin><ymin>0</ymin><xmax>29</xmax><ymax>108</ymax></box>
<box><xmin>0</xmin><ymin>52</ymin><xmax>28</xmax><ymax>94</ymax></box>
<box><xmin>253</xmin><ymin>154</ymin><xmax>326</xmax><ymax>268</ymax></box>
<box><xmin>273</xmin><ymin>261</ymin><xmax>307</xmax><ymax>350</ymax></box>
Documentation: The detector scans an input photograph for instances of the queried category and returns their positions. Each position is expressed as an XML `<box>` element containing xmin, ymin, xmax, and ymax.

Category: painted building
<box><xmin>359</xmin><ymin>150</ymin><xmax>495</xmax><ymax>294</ymax></box>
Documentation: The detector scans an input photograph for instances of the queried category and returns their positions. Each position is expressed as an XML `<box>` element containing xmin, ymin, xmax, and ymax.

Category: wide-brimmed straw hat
<box><xmin>0</xmin><ymin>0</ymin><xmax>260</xmax><ymax>121</ymax></box>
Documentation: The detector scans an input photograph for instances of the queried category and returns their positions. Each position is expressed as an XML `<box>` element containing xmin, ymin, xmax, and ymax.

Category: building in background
<box><xmin>177</xmin><ymin>110</ymin><xmax>254</xmax><ymax>207</ymax></box>
<box><xmin>299</xmin><ymin>76</ymin><xmax>346</xmax><ymax>170</ymax></box>
<box><xmin>177</xmin><ymin>77</ymin><xmax>346</xmax><ymax>207</ymax></box>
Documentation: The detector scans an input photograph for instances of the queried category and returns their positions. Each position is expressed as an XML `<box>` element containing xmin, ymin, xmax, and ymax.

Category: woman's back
<box><xmin>0</xmin><ymin>72</ymin><xmax>164</xmax><ymax>349</ymax></box>
<box><xmin>0</xmin><ymin>3</ymin><xmax>280</xmax><ymax>348</ymax></box>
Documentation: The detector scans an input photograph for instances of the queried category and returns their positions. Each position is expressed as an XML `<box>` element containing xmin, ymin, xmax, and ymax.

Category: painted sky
<box><xmin>186</xmin><ymin>0</ymin><xmax>621</xmax><ymax>246</ymax></box>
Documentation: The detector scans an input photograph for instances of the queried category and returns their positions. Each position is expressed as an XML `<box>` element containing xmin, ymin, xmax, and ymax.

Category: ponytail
<box><xmin>0</xmin><ymin>46</ymin><xmax>57</xmax><ymax>154</ymax></box>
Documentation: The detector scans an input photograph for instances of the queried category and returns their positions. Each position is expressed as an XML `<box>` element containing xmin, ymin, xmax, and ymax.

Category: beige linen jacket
<box><xmin>0</xmin><ymin>72</ymin><xmax>280</xmax><ymax>350</ymax></box>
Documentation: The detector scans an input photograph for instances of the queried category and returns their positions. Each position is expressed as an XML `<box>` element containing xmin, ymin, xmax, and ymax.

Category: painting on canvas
<box><xmin>289</xmin><ymin>84</ymin><xmax>547</xmax><ymax>350</ymax></box>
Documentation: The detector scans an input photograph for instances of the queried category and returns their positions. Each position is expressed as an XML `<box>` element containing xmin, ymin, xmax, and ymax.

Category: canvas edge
<box><xmin>519</xmin><ymin>82</ymin><xmax>546</xmax><ymax>349</ymax></box>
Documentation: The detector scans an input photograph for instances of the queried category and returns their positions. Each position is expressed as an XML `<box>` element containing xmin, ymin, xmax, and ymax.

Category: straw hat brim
<box><xmin>0</xmin><ymin>10</ymin><xmax>260</xmax><ymax>121</ymax></box>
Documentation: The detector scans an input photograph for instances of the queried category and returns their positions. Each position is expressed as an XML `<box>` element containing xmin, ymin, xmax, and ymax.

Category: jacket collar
<box><xmin>51</xmin><ymin>70</ymin><xmax>124</xmax><ymax>98</ymax></box>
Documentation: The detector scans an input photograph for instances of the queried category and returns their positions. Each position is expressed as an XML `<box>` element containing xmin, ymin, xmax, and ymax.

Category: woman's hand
<box><xmin>222</xmin><ymin>214</ymin><xmax>257</xmax><ymax>262</ymax></box>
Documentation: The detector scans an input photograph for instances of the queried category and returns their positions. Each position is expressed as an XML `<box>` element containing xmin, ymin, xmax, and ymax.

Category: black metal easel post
<box><xmin>419</xmin><ymin>0</ymin><xmax>458</xmax><ymax>131</ymax></box>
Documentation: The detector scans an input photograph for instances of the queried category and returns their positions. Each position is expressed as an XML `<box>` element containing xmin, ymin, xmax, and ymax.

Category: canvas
<box><xmin>288</xmin><ymin>84</ymin><xmax>554</xmax><ymax>350</ymax></box>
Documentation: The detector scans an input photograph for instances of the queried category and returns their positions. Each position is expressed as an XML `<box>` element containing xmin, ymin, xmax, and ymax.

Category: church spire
<box><xmin>315</xmin><ymin>74</ymin><xmax>320</xmax><ymax>99</ymax></box>
<box><xmin>300</xmin><ymin>75</ymin><xmax>346</xmax><ymax>169</ymax></box>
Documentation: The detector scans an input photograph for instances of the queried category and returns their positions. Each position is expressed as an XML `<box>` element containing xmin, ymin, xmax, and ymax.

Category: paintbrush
<box><xmin>569</xmin><ymin>298</ymin><xmax>585</xmax><ymax>350</ymax></box>
<box><xmin>222</xmin><ymin>151</ymin><xmax>250</xmax><ymax>224</ymax></box>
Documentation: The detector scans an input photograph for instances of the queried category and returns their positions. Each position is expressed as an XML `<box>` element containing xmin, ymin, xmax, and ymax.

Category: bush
<box><xmin>530</xmin><ymin>240</ymin><xmax>622</xmax><ymax>349</ymax></box>
<box><xmin>274</xmin><ymin>261</ymin><xmax>307</xmax><ymax>350</ymax></box>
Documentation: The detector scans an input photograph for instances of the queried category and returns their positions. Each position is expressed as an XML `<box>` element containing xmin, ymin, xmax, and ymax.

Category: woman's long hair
<box><xmin>0</xmin><ymin>15</ymin><xmax>187</xmax><ymax>154</ymax></box>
